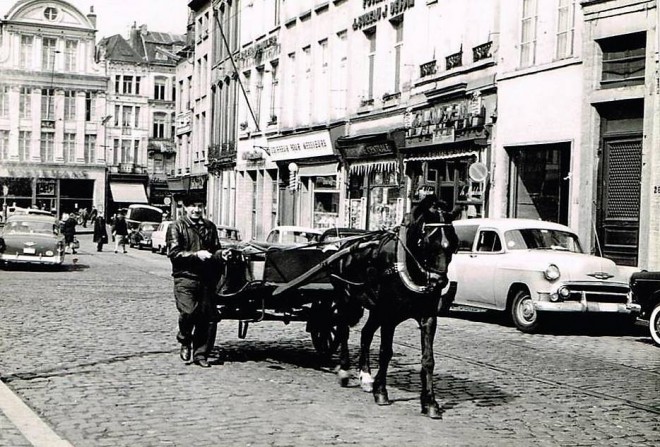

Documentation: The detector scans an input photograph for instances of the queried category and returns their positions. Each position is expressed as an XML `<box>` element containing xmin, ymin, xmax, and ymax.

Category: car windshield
<box><xmin>140</xmin><ymin>223</ymin><xmax>158</xmax><ymax>232</ymax></box>
<box><xmin>4</xmin><ymin>220</ymin><xmax>57</xmax><ymax>235</ymax></box>
<box><xmin>282</xmin><ymin>231</ymin><xmax>319</xmax><ymax>244</ymax></box>
<box><xmin>128</xmin><ymin>208</ymin><xmax>162</xmax><ymax>222</ymax></box>
<box><xmin>504</xmin><ymin>228</ymin><xmax>582</xmax><ymax>253</ymax></box>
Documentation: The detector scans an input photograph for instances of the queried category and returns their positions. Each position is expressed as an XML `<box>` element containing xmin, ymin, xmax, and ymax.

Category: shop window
<box><xmin>599</xmin><ymin>32</ymin><xmax>646</xmax><ymax>88</ymax></box>
<box><xmin>368</xmin><ymin>170</ymin><xmax>402</xmax><ymax>231</ymax></box>
<box><xmin>313</xmin><ymin>175</ymin><xmax>339</xmax><ymax>229</ymax></box>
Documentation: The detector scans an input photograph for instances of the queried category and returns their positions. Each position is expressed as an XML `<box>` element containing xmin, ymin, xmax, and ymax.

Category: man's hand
<box><xmin>196</xmin><ymin>249</ymin><xmax>213</xmax><ymax>261</ymax></box>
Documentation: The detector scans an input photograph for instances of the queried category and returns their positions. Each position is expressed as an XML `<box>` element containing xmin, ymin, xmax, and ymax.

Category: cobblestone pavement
<box><xmin>1</xmin><ymin>234</ymin><xmax>659</xmax><ymax>446</ymax></box>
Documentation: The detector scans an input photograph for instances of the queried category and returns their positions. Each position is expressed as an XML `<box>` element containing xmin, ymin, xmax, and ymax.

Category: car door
<box><xmin>453</xmin><ymin>228</ymin><xmax>502</xmax><ymax>309</ymax></box>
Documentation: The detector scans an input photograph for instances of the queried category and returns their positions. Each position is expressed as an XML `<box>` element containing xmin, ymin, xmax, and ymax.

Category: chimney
<box><xmin>87</xmin><ymin>6</ymin><xmax>97</xmax><ymax>29</ymax></box>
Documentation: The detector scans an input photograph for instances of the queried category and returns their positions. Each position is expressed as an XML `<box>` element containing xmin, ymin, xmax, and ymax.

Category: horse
<box><xmin>327</xmin><ymin>213</ymin><xmax>458</xmax><ymax>419</ymax></box>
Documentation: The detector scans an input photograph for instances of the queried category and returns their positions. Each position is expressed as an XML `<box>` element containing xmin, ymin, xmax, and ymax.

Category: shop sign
<box><xmin>353</xmin><ymin>0</ymin><xmax>415</xmax><ymax>31</ymax></box>
<box><xmin>237</xmin><ymin>35</ymin><xmax>280</xmax><ymax>69</ymax></box>
<box><xmin>189</xmin><ymin>175</ymin><xmax>206</xmax><ymax>190</ymax></box>
<box><xmin>267</xmin><ymin>131</ymin><xmax>334</xmax><ymax>162</ymax></box>
<box><xmin>405</xmin><ymin>95</ymin><xmax>484</xmax><ymax>148</ymax></box>
<box><xmin>36</xmin><ymin>179</ymin><xmax>56</xmax><ymax>196</ymax></box>
<box><xmin>341</xmin><ymin>141</ymin><xmax>396</xmax><ymax>160</ymax></box>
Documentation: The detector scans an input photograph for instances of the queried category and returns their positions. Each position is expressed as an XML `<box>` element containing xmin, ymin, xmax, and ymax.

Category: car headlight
<box><xmin>544</xmin><ymin>264</ymin><xmax>560</xmax><ymax>281</ymax></box>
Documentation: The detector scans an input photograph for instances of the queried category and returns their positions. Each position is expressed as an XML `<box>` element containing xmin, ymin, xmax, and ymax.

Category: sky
<box><xmin>2</xmin><ymin>0</ymin><xmax>190</xmax><ymax>38</ymax></box>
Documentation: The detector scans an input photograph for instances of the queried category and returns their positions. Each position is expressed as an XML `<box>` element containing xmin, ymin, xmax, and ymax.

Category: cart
<box><xmin>215</xmin><ymin>241</ymin><xmax>344</xmax><ymax>358</ymax></box>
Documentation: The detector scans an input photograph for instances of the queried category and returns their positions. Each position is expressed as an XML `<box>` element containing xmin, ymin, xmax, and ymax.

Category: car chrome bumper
<box><xmin>0</xmin><ymin>253</ymin><xmax>64</xmax><ymax>265</ymax></box>
<box><xmin>534</xmin><ymin>299</ymin><xmax>641</xmax><ymax>314</ymax></box>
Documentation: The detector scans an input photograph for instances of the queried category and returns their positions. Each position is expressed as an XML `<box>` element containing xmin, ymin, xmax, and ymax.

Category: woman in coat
<box><xmin>93</xmin><ymin>212</ymin><xmax>109</xmax><ymax>252</ymax></box>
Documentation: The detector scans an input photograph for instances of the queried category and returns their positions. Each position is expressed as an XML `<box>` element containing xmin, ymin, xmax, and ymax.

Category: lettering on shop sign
<box><xmin>267</xmin><ymin>131</ymin><xmax>335</xmax><ymax>161</ymax></box>
<box><xmin>237</xmin><ymin>35</ymin><xmax>280</xmax><ymax>69</ymax></box>
<box><xmin>654</xmin><ymin>185</ymin><xmax>660</xmax><ymax>194</ymax></box>
<box><xmin>353</xmin><ymin>0</ymin><xmax>415</xmax><ymax>31</ymax></box>
<box><xmin>342</xmin><ymin>142</ymin><xmax>395</xmax><ymax>160</ymax></box>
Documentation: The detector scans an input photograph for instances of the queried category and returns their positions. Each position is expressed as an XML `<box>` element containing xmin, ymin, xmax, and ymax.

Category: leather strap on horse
<box><xmin>395</xmin><ymin>225</ymin><xmax>441</xmax><ymax>294</ymax></box>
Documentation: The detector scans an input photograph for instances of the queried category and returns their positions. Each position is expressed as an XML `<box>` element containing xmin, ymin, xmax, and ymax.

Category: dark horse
<box><xmin>274</xmin><ymin>210</ymin><xmax>458</xmax><ymax>419</ymax></box>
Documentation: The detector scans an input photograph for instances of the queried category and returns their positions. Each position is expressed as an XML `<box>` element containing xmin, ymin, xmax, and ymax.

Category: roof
<box><xmin>268</xmin><ymin>226</ymin><xmax>323</xmax><ymax>234</ymax></box>
<box><xmin>453</xmin><ymin>218</ymin><xmax>575</xmax><ymax>233</ymax></box>
<box><xmin>98</xmin><ymin>34</ymin><xmax>143</xmax><ymax>63</ymax></box>
<box><xmin>6</xmin><ymin>214</ymin><xmax>57</xmax><ymax>223</ymax></box>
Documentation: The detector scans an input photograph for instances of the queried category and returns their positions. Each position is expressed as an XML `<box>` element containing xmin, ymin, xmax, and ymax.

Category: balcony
<box><xmin>472</xmin><ymin>42</ymin><xmax>493</xmax><ymax>63</ymax></box>
<box><xmin>420</xmin><ymin>60</ymin><xmax>437</xmax><ymax>78</ymax></box>
<box><xmin>119</xmin><ymin>162</ymin><xmax>137</xmax><ymax>173</ymax></box>
<box><xmin>446</xmin><ymin>51</ymin><xmax>463</xmax><ymax>70</ymax></box>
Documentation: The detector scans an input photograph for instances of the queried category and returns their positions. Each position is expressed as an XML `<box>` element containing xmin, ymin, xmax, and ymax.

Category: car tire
<box><xmin>649</xmin><ymin>303</ymin><xmax>660</xmax><ymax>347</ymax></box>
<box><xmin>510</xmin><ymin>288</ymin><xmax>541</xmax><ymax>333</ymax></box>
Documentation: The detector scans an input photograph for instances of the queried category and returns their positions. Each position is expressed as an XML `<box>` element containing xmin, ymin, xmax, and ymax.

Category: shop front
<box><xmin>336</xmin><ymin>129</ymin><xmax>405</xmax><ymax>231</ymax></box>
<box><xmin>402</xmin><ymin>93</ymin><xmax>491</xmax><ymax>219</ymax></box>
<box><xmin>0</xmin><ymin>166</ymin><xmax>105</xmax><ymax>220</ymax></box>
<box><xmin>267</xmin><ymin>128</ymin><xmax>343</xmax><ymax>231</ymax></box>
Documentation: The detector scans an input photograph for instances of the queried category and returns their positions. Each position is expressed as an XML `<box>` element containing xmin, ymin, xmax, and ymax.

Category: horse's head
<box><xmin>418</xmin><ymin>221</ymin><xmax>457</xmax><ymax>275</ymax></box>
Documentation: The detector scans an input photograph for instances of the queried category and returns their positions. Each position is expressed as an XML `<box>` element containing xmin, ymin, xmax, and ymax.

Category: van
<box><xmin>124</xmin><ymin>204</ymin><xmax>163</xmax><ymax>232</ymax></box>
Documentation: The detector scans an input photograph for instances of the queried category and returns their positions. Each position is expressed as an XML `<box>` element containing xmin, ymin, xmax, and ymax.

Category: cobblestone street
<box><xmin>1</xmin><ymin>234</ymin><xmax>659</xmax><ymax>446</ymax></box>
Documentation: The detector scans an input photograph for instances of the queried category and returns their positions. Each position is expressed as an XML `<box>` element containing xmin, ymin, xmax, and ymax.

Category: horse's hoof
<box><xmin>374</xmin><ymin>392</ymin><xmax>391</xmax><ymax>406</ymax></box>
<box><xmin>358</xmin><ymin>371</ymin><xmax>373</xmax><ymax>392</ymax></box>
<box><xmin>337</xmin><ymin>369</ymin><xmax>350</xmax><ymax>387</ymax></box>
<box><xmin>422</xmin><ymin>403</ymin><xmax>444</xmax><ymax>419</ymax></box>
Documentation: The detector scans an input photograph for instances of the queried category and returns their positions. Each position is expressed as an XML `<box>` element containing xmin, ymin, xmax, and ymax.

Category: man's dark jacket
<box><xmin>167</xmin><ymin>216</ymin><xmax>222</xmax><ymax>280</ymax></box>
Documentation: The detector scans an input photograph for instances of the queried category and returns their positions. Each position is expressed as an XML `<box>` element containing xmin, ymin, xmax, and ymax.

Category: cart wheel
<box><xmin>309</xmin><ymin>299</ymin><xmax>340</xmax><ymax>359</ymax></box>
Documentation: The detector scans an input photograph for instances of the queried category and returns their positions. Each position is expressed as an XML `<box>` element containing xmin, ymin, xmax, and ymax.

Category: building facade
<box><xmin>96</xmin><ymin>24</ymin><xmax>183</xmax><ymax>217</ymax></box>
<box><xmin>0</xmin><ymin>0</ymin><xmax>107</xmax><ymax>218</ymax></box>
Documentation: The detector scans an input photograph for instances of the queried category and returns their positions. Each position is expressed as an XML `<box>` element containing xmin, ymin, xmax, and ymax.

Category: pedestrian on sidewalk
<box><xmin>112</xmin><ymin>212</ymin><xmax>129</xmax><ymax>254</ymax></box>
<box><xmin>167</xmin><ymin>194</ymin><xmax>223</xmax><ymax>368</ymax></box>
<box><xmin>93</xmin><ymin>210</ymin><xmax>109</xmax><ymax>252</ymax></box>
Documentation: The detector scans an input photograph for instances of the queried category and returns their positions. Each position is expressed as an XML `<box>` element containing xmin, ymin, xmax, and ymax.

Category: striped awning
<box><xmin>348</xmin><ymin>159</ymin><xmax>399</xmax><ymax>176</ymax></box>
<box><xmin>403</xmin><ymin>149</ymin><xmax>478</xmax><ymax>164</ymax></box>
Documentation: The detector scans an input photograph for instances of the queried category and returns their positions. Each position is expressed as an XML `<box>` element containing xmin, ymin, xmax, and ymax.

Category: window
<box><xmin>64</xmin><ymin>91</ymin><xmax>76</xmax><ymax>120</ymax></box>
<box><xmin>269</xmin><ymin>63</ymin><xmax>279</xmax><ymax>120</ymax></box>
<box><xmin>556</xmin><ymin>0</ymin><xmax>576</xmax><ymax>59</ymax></box>
<box><xmin>274</xmin><ymin>0</ymin><xmax>281</xmax><ymax>27</ymax></box>
<box><xmin>20</xmin><ymin>88</ymin><xmax>31</xmax><ymax>119</ymax></box>
<box><xmin>0</xmin><ymin>130</ymin><xmax>8</xmax><ymax>160</ymax></box>
<box><xmin>40</xmin><ymin>132</ymin><xmax>54</xmax><ymax>162</ymax></box>
<box><xmin>85</xmin><ymin>92</ymin><xmax>94</xmax><ymax>121</ymax></box>
<box><xmin>153</xmin><ymin>112</ymin><xmax>166</xmax><ymax>138</ymax></box>
<box><xmin>476</xmin><ymin>230</ymin><xmax>502</xmax><ymax>252</ymax></box>
<box><xmin>366</xmin><ymin>30</ymin><xmax>377</xmax><ymax>100</ymax></box>
<box><xmin>44</xmin><ymin>7</ymin><xmax>58</xmax><ymax>21</ymax></box>
<box><xmin>286</xmin><ymin>53</ymin><xmax>295</xmax><ymax>125</ymax></box>
<box><xmin>65</xmin><ymin>40</ymin><xmax>77</xmax><ymax>71</ymax></box>
<box><xmin>19</xmin><ymin>131</ymin><xmax>31</xmax><ymax>162</ymax></box>
<box><xmin>393</xmin><ymin>20</ymin><xmax>404</xmax><ymax>93</ymax></box>
<box><xmin>154</xmin><ymin>77</ymin><xmax>166</xmax><ymax>100</ymax></box>
<box><xmin>20</xmin><ymin>35</ymin><xmax>33</xmax><ymax>68</ymax></box>
<box><xmin>63</xmin><ymin>133</ymin><xmax>76</xmax><ymax>162</ymax></box>
<box><xmin>122</xmin><ymin>105</ymin><xmax>132</xmax><ymax>127</ymax></box>
<box><xmin>115</xmin><ymin>75</ymin><xmax>121</xmax><ymax>93</ymax></box>
<box><xmin>113</xmin><ymin>139</ymin><xmax>120</xmax><ymax>165</ymax></box>
<box><xmin>84</xmin><ymin>135</ymin><xmax>96</xmax><ymax>163</ymax></box>
<box><xmin>335</xmin><ymin>30</ymin><xmax>348</xmax><ymax>115</ymax></box>
<box><xmin>599</xmin><ymin>32</ymin><xmax>646</xmax><ymax>88</ymax></box>
<box><xmin>41</xmin><ymin>89</ymin><xmax>54</xmax><ymax>120</ymax></box>
<box><xmin>135</xmin><ymin>76</ymin><xmax>141</xmax><ymax>95</ymax></box>
<box><xmin>134</xmin><ymin>106</ymin><xmax>140</xmax><ymax>128</ymax></box>
<box><xmin>121</xmin><ymin>139</ymin><xmax>131</xmax><ymax>163</ymax></box>
<box><xmin>133</xmin><ymin>140</ymin><xmax>140</xmax><ymax>164</ymax></box>
<box><xmin>42</xmin><ymin>37</ymin><xmax>57</xmax><ymax>71</ymax></box>
<box><xmin>0</xmin><ymin>86</ymin><xmax>8</xmax><ymax>117</ymax></box>
<box><xmin>520</xmin><ymin>0</ymin><xmax>538</xmax><ymax>67</ymax></box>
<box><xmin>123</xmin><ymin>75</ymin><xmax>133</xmax><ymax>94</ymax></box>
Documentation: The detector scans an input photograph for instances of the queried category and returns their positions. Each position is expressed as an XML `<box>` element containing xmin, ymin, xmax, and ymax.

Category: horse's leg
<box><xmin>372</xmin><ymin>322</ymin><xmax>395</xmax><ymax>406</ymax></box>
<box><xmin>358</xmin><ymin>311</ymin><xmax>380</xmax><ymax>392</ymax></box>
<box><xmin>336</xmin><ymin>319</ymin><xmax>351</xmax><ymax>387</ymax></box>
<box><xmin>419</xmin><ymin>315</ymin><xmax>443</xmax><ymax>419</ymax></box>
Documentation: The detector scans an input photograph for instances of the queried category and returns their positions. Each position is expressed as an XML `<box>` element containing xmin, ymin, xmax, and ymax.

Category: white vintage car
<box><xmin>444</xmin><ymin>218</ymin><xmax>641</xmax><ymax>333</ymax></box>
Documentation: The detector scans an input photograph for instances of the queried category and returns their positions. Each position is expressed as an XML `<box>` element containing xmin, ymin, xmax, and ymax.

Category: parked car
<box><xmin>150</xmin><ymin>221</ymin><xmax>173</xmax><ymax>255</ymax></box>
<box><xmin>0</xmin><ymin>214</ymin><xmax>65</xmax><ymax>266</ymax></box>
<box><xmin>265</xmin><ymin>226</ymin><xmax>322</xmax><ymax>246</ymax></box>
<box><xmin>128</xmin><ymin>221</ymin><xmax>159</xmax><ymax>250</ymax></box>
<box><xmin>8</xmin><ymin>206</ymin><xmax>53</xmax><ymax>217</ymax></box>
<box><xmin>217</xmin><ymin>225</ymin><xmax>242</xmax><ymax>248</ymax></box>
<box><xmin>124</xmin><ymin>204</ymin><xmax>163</xmax><ymax>232</ymax></box>
<box><xmin>319</xmin><ymin>227</ymin><xmax>368</xmax><ymax>250</ymax></box>
<box><xmin>443</xmin><ymin>218</ymin><xmax>640</xmax><ymax>333</ymax></box>
<box><xmin>629</xmin><ymin>271</ymin><xmax>660</xmax><ymax>346</ymax></box>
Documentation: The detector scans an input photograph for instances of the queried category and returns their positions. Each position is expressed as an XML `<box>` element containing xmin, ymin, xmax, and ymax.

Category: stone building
<box><xmin>0</xmin><ymin>0</ymin><xmax>107</xmax><ymax>218</ymax></box>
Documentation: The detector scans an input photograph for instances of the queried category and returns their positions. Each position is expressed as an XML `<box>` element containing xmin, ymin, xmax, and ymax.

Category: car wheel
<box><xmin>650</xmin><ymin>303</ymin><xmax>660</xmax><ymax>347</ymax></box>
<box><xmin>510</xmin><ymin>288</ymin><xmax>541</xmax><ymax>333</ymax></box>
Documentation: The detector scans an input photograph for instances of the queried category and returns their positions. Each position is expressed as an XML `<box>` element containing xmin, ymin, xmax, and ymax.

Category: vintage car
<box><xmin>265</xmin><ymin>226</ymin><xmax>322</xmax><ymax>246</ymax></box>
<box><xmin>128</xmin><ymin>221</ymin><xmax>159</xmax><ymax>250</ymax></box>
<box><xmin>217</xmin><ymin>225</ymin><xmax>242</xmax><ymax>248</ymax></box>
<box><xmin>0</xmin><ymin>214</ymin><xmax>65</xmax><ymax>266</ymax></box>
<box><xmin>318</xmin><ymin>227</ymin><xmax>368</xmax><ymax>251</ymax></box>
<box><xmin>629</xmin><ymin>271</ymin><xmax>660</xmax><ymax>346</ymax></box>
<box><xmin>444</xmin><ymin>218</ymin><xmax>640</xmax><ymax>333</ymax></box>
<box><xmin>150</xmin><ymin>220</ymin><xmax>173</xmax><ymax>255</ymax></box>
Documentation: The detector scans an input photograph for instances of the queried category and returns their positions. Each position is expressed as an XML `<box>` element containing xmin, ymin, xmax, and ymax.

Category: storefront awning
<box><xmin>348</xmin><ymin>159</ymin><xmax>399</xmax><ymax>176</ymax></box>
<box><xmin>403</xmin><ymin>149</ymin><xmax>478</xmax><ymax>164</ymax></box>
<box><xmin>110</xmin><ymin>182</ymin><xmax>148</xmax><ymax>203</ymax></box>
<box><xmin>298</xmin><ymin>163</ymin><xmax>339</xmax><ymax>177</ymax></box>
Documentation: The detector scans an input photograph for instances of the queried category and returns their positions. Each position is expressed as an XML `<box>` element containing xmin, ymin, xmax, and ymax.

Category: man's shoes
<box><xmin>123</xmin><ymin>250</ymin><xmax>127</xmax><ymax>254</ymax></box>
<box><xmin>194</xmin><ymin>358</ymin><xmax>211</xmax><ymax>368</ymax></box>
<box><xmin>179</xmin><ymin>344</ymin><xmax>191</xmax><ymax>362</ymax></box>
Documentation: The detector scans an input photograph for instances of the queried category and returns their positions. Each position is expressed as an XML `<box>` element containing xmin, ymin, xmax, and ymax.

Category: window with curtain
<box><xmin>0</xmin><ymin>86</ymin><xmax>9</xmax><ymax>117</ymax></box>
<box><xmin>366</xmin><ymin>29</ymin><xmax>377</xmax><ymax>100</ymax></box>
<box><xmin>153</xmin><ymin>112</ymin><xmax>166</xmax><ymax>138</ymax></box>
<box><xmin>65</xmin><ymin>40</ymin><xmax>77</xmax><ymax>71</ymax></box>
<box><xmin>154</xmin><ymin>77</ymin><xmax>167</xmax><ymax>100</ymax></box>
<box><xmin>64</xmin><ymin>91</ymin><xmax>76</xmax><ymax>120</ymax></box>
<box><xmin>393</xmin><ymin>19</ymin><xmax>404</xmax><ymax>93</ymax></box>
<box><xmin>42</xmin><ymin>37</ymin><xmax>57</xmax><ymax>71</ymax></box>
<box><xmin>40</xmin><ymin>132</ymin><xmax>54</xmax><ymax>162</ymax></box>
<box><xmin>0</xmin><ymin>130</ymin><xmax>9</xmax><ymax>160</ymax></box>
<box><xmin>556</xmin><ymin>0</ymin><xmax>576</xmax><ymax>59</ymax></box>
<box><xmin>84</xmin><ymin>135</ymin><xmax>96</xmax><ymax>163</ymax></box>
<box><xmin>41</xmin><ymin>89</ymin><xmax>54</xmax><ymax>120</ymax></box>
<box><xmin>18</xmin><ymin>131</ymin><xmax>31</xmax><ymax>162</ymax></box>
<box><xmin>20</xmin><ymin>35</ymin><xmax>33</xmax><ymax>69</ymax></box>
<box><xmin>63</xmin><ymin>133</ymin><xmax>76</xmax><ymax>163</ymax></box>
<box><xmin>123</xmin><ymin>75</ymin><xmax>133</xmax><ymax>94</ymax></box>
<box><xmin>19</xmin><ymin>88</ymin><xmax>31</xmax><ymax>119</ymax></box>
<box><xmin>520</xmin><ymin>0</ymin><xmax>538</xmax><ymax>67</ymax></box>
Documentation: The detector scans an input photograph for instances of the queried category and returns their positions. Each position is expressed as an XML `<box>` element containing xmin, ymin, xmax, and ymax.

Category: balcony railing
<box><xmin>472</xmin><ymin>41</ymin><xmax>493</xmax><ymax>62</ymax></box>
<box><xmin>119</xmin><ymin>162</ymin><xmax>135</xmax><ymax>173</ymax></box>
<box><xmin>420</xmin><ymin>60</ymin><xmax>437</xmax><ymax>78</ymax></box>
<box><xmin>446</xmin><ymin>51</ymin><xmax>463</xmax><ymax>70</ymax></box>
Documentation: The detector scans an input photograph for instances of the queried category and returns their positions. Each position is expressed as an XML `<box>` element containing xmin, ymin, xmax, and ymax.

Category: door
<box><xmin>597</xmin><ymin>137</ymin><xmax>642</xmax><ymax>266</ymax></box>
<box><xmin>454</xmin><ymin>229</ymin><xmax>501</xmax><ymax>309</ymax></box>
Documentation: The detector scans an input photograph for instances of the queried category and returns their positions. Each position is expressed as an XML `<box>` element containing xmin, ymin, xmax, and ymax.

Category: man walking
<box><xmin>167</xmin><ymin>194</ymin><xmax>222</xmax><ymax>368</ymax></box>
